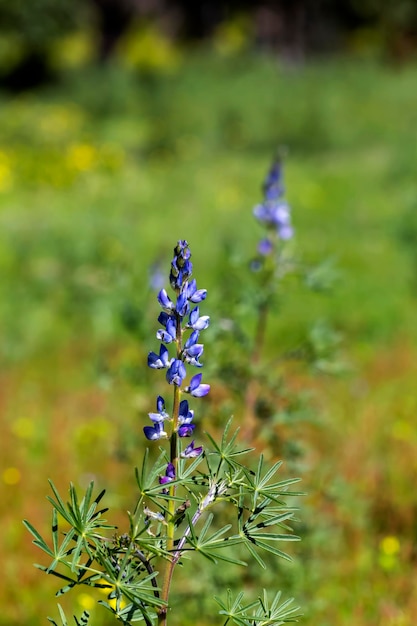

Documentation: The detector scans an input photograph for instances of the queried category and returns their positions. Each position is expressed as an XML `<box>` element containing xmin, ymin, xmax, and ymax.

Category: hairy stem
<box><xmin>158</xmin><ymin>310</ymin><xmax>183</xmax><ymax>626</ymax></box>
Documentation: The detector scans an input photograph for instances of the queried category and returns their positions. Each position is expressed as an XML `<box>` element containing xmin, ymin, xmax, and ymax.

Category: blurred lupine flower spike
<box><xmin>253</xmin><ymin>158</ymin><xmax>294</xmax><ymax>256</ymax></box>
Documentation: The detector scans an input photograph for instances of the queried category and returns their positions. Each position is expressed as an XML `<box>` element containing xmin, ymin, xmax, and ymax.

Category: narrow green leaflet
<box><xmin>215</xmin><ymin>589</ymin><xmax>301</xmax><ymax>626</ymax></box>
<box><xmin>47</xmin><ymin>604</ymin><xmax>90</xmax><ymax>626</ymax></box>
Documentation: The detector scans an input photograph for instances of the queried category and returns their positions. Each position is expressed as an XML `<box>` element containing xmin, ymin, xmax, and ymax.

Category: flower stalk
<box><xmin>244</xmin><ymin>158</ymin><xmax>294</xmax><ymax>436</ymax></box>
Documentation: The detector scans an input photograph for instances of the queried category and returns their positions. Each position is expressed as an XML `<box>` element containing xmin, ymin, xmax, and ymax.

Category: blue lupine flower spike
<box><xmin>253</xmin><ymin>159</ymin><xmax>294</xmax><ymax>251</ymax></box>
<box><xmin>146</xmin><ymin>240</ymin><xmax>210</xmax><ymax>460</ymax></box>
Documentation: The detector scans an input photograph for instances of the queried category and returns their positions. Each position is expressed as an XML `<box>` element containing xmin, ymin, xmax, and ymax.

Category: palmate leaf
<box><xmin>47</xmin><ymin>481</ymin><xmax>114</xmax><ymax>537</ymax></box>
<box><xmin>205</xmin><ymin>419</ymin><xmax>254</xmax><ymax>475</ymax></box>
<box><xmin>215</xmin><ymin>589</ymin><xmax>301</xmax><ymax>626</ymax></box>
<box><xmin>215</xmin><ymin>589</ymin><xmax>259</xmax><ymax>626</ymax></box>
<box><xmin>229</xmin><ymin>489</ymin><xmax>299</xmax><ymax>568</ymax></box>
<box><xmin>247</xmin><ymin>504</ymin><xmax>299</xmax><ymax>529</ymax></box>
<box><xmin>23</xmin><ymin>519</ymin><xmax>55</xmax><ymax>559</ymax></box>
<box><xmin>25</xmin><ymin>482</ymin><xmax>116</xmax><ymax>582</ymax></box>
<box><xmin>243</xmin><ymin>507</ymin><xmax>300</xmax><ymax>541</ymax></box>
<box><xmin>45</xmin><ymin>481</ymin><xmax>115</xmax><ymax>571</ymax></box>
<box><xmin>245</xmin><ymin>457</ymin><xmax>303</xmax><ymax>507</ymax></box>
<box><xmin>23</xmin><ymin>511</ymin><xmax>77</xmax><ymax>573</ymax></box>
<box><xmin>184</xmin><ymin>513</ymin><xmax>246</xmax><ymax>566</ymax></box>
<box><xmin>253</xmin><ymin>589</ymin><xmax>301</xmax><ymax>625</ymax></box>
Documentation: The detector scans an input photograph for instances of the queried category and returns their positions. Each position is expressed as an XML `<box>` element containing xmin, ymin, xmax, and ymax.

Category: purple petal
<box><xmin>156</xmin><ymin>395</ymin><xmax>166</xmax><ymax>413</ymax></box>
<box><xmin>144</xmin><ymin>423</ymin><xmax>167</xmax><ymax>440</ymax></box>
<box><xmin>148</xmin><ymin>344</ymin><xmax>170</xmax><ymax>369</ymax></box>
<box><xmin>178</xmin><ymin>424</ymin><xmax>196</xmax><ymax>437</ymax></box>
<box><xmin>258</xmin><ymin>238</ymin><xmax>273</xmax><ymax>256</ymax></box>
<box><xmin>185</xmin><ymin>373</ymin><xmax>210</xmax><ymax>397</ymax></box>
<box><xmin>158</xmin><ymin>289</ymin><xmax>174</xmax><ymax>311</ymax></box>
<box><xmin>184</xmin><ymin>330</ymin><xmax>199</xmax><ymax>349</ymax></box>
<box><xmin>166</xmin><ymin>462</ymin><xmax>176</xmax><ymax>479</ymax></box>
<box><xmin>166</xmin><ymin>359</ymin><xmax>187</xmax><ymax>386</ymax></box>
<box><xmin>181</xmin><ymin>441</ymin><xmax>203</xmax><ymax>458</ymax></box>
<box><xmin>190</xmin><ymin>383</ymin><xmax>210</xmax><ymax>397</ymax></box>
<box><xmin>188</xmin><ymin>373</ymin><xmax>202</xmax><ymax>391</ymax></box>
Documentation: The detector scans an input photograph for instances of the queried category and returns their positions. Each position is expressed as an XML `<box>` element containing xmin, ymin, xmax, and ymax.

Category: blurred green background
<box><xmin>1</xmin><ymin>1</ymin><xmax>417</xmax><ymax>625</ymax></box>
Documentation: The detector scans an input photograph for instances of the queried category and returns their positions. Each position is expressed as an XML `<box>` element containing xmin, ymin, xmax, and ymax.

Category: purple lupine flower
<box><xmin>183</xmin><ymin>330</ymin><xmax>204</xmax><ymax>367</ymax></box>
<box><xmin>253</xmin><ymin>159</ymin><xmax>294</xmax><ymax>242</ymax></box>
<box><xmin>253</xmin><ymin>201</ymin><xmax>291</xmax><ymax>233</ymax></box>
<box><xmin>175</xmin><ymin>291</ymin><xmax>190</xmax><ymax>317</ymax></box>
<box><xmin>258</xmin><ymin>238</ymin><xmax>274</xmax><ymax>256</ymax></box>
<box><xmin>185</xmin><ymin>279</ymin><xmax>207</xmax><ymax>303</ymax></box>
<box><xmin>159</xmin><ymin>462</ymin><xmax>176</xmax><ymax>485</ymax></box>
<box><xmin>148</xmin><ymin>395</ymin><xmax>169</xmax><ymax>422</ymax></box>
<box><xmin>157</xmin><ymin>289</ymin><xmax>174</xmax><ymax>311</ymax></box>
<box><xmin>156</xmin><ymin>315</ymin><xmax>177</xmax><ymax>343</ymax></box>
<box><xmin>185</xmin><ymin>373</ymin><xmax>210</xmax><ymax>397</ymax></box>
<box><xmin>177</xmin><ymin>400</ymin><xmax>195</xmax><ymax>437</ymax></box>
<box><xmin>144</xmin><ymin>421</ymin><xmax>167</xmax><ymax>441</ymax></box>
<box><xmin>181</xmin><ymin>440</ymin><xmax>203</xmax><ymax>458</ymax></box>
<box><xmin>187</xmin><ymin>307</ymin><xmax>210</xmax><ymax>331</ymax></box>
<box><xmin>166</xmin><ymin>359</ymin><xmax>187</xmax><ymax>386</ymax></box>
<box><xmin>178</xmin><ymin>423</ymin><xmax>195</xmax><ymax>437</ymax></box>
<box><xmin>148</xmin><ymin>344</ymin><xmax>171</xmax><ymax>369</ymax></box>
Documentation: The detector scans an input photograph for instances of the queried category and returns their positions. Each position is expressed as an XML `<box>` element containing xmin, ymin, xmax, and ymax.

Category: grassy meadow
<box><xmin>1</xmin><ymin>50</ymin><xmax>417</xmax><ymax>625</ymax></box>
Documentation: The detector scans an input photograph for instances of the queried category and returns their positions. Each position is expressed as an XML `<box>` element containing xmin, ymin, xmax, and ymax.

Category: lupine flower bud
<box><xmin>159</xmin><ymin>462</ymin><xmax>176</xmax><ymax>485</ymax></box>
<box><xmin>170</xmin><ymin>241</ymin><xmax>193</xmax><ymax>290</ymax></box>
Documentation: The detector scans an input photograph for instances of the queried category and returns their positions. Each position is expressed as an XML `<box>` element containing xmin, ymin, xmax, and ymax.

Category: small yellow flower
<box><xmin>119</xmin><ymin>24</ymin><xmax>181</xmax><ymax>73</ymax></box>
<box><xmin>67</xmin><ymin>143</ymin><xmax>97</xmax><ymax>171</ymax></box>
<box><xmin>380</xmin><ymin>535</ymin><xmax>400</xmax><ymax>556</ymax></box>
<box><xmin>378</xmin><ymin>535</ymin><xmax>400</xmax><ymax>571</ymax></box>
<box><xmin>2</xmin><ymin>467</ymin><xmax>21</xmax><ymax>485</ymax></box>
<box><xmin>11</xmin><ymin>417</ymin><xmax>35</xmax><ymax>440</ymax></box>
<box><xmin>77</xmin><ymin>593</ymin><xmax>95</xmax><ymax>611</ymax></box>
<box><xmin>214</xmin><ymin>16</ymin><xmax>250</xmax><ymax>56</ymax></box>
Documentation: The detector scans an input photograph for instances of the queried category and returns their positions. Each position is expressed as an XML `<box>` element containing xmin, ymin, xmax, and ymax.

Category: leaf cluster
<box><xmin>24</xmin><ymin>422</ymin><xmax>302</xmax><ymax>624</ymax></box>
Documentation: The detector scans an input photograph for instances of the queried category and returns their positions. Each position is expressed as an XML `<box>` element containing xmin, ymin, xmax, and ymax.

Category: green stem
<box><xmin>158</xmin><ymin>310</ymin><xmax>183</xmax><ymax>626</ymax></box>
<box><xmin>243</xmin><ymin>236</ymin><xmax>281</xmax><ymax>437</ymax></box>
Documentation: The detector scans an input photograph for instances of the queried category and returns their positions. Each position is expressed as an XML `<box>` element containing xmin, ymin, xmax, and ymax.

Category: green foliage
<box><xmin>48</xmin><ymin>604</ymin><xmax>90</xmax><ymax>626</ymax></box>
<box><xmin>0</xmin><ymin>0</ymin><xmax>85</xmax><ymax>46</ymax></box>
<box><xmin>1</xmin><ymin>51</ymin><xmax>417</xmax><ymax>626</ymax></box>
<box><xmin>25</xmin><ymin>424</ymin><xmax>300</xmax><ymax>624</ymax></box>
<box><xmin>215</xmin><ymin>589</ymin><xmax>301</xmax><ymax>626</ymax></box>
